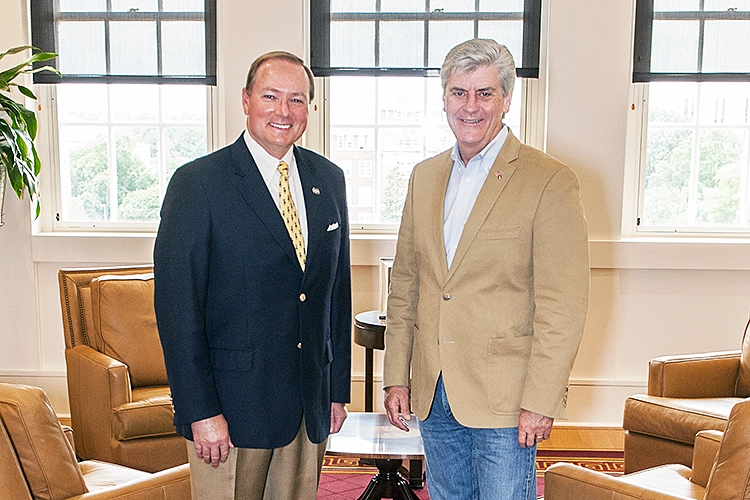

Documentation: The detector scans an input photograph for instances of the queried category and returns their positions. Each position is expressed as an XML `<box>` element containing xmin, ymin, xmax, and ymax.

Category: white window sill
<box><xmin>30</xmin><ymin>232</ymin><xmax>750</xmax><ymax>270</ymax></box>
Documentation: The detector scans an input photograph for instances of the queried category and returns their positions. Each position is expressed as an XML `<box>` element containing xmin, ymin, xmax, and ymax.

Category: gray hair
<box><xmin>440</xmin><ymin>39</ymin><xmax>516</xmax><ymax>98</ymax></box>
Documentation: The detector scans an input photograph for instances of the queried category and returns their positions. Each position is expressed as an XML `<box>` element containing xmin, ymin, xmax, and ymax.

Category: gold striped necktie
<box><xmin>277</xmin><ymin>161</ymin><xmax>306</xmax><ymax>271</ymax></box>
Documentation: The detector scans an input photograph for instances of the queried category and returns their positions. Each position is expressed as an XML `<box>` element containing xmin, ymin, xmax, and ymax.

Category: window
<box><xmin>52</xmin><ymin>84</ymin><xmax>210</xmax><ymax>228</ymax></box>
<box><xmin>633</xmin><ymin>0</ymin><xmax>750</xmax><ymax>233</ymax></box>
<box><xmin>312</xmin><ymin>0</ymin><xmax>539</xmax><ymax>227</ymax></box>
<box><xmin>31</xmin><ymin>0</ymin><xmax>216</xmax><ymax>230</ymax></box>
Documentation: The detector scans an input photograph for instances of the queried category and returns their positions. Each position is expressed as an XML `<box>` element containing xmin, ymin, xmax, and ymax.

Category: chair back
<box><xmin>704</xmin><ymin>398</ymin><xmax>750</xmax><ymax>499</ymax></box>
<box><xmin>58</xmin><ymin>266</ymin><xmax>168</xmax><ymax>388</ymax></box>
<box><xmin>0</xmin><ymin>383</ymin><xmax>87</xmax><ymax>500</ymax></box>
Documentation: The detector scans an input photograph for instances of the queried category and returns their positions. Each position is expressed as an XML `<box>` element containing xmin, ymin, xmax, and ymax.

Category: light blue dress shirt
<box><xmin>443</xmin><ymin>126</ymin><xmax>509</xmax><ymax>268</ymax></box>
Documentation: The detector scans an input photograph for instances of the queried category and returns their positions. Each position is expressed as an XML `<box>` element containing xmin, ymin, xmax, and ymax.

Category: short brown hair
<box><xmin>245</xmin><ymin>51</ymin><xmax>315</xmax><ymax>102</ymax></box>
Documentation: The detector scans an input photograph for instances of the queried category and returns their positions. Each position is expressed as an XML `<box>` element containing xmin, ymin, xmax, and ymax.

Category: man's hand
<box><xmin>191</xmin><ymin>414</ymin><xmax>234</xmax><ymax>468</ymax></box>
<box><xmin>330</xmin><ymin>402</ymin><xmax>348</xmax><ymax>434</ymax></box>
<box><xmin>384</xmin><ymin>385</ymin><xmax>412</xmax><ymax>432</ymax></box>
<box><xmin>517</xmin><ymin>409</ymin><xmax>553</xmax><ymax>448</ymax></box>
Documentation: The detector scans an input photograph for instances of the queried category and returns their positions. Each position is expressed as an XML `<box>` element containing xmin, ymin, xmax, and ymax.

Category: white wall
<box><xmin>2</xmin><ymin>0</ymin><xmax>749</xmax><ymax>425</ymax></box>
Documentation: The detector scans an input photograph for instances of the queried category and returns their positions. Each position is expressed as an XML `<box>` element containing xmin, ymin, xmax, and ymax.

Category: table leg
<box><xmin>357</xmin><ymin>459</ymin><xmax>420</xmax><ymax>500</ymax></box>
<box><xmin>408</xmin><ymin>459</ymin><xmax>424</xmax><ymax>488</ymax></box>
<box><xmin>365</xmin><ymin>347</ymin><xmax>374</xmax><ymax>412</ymax></box>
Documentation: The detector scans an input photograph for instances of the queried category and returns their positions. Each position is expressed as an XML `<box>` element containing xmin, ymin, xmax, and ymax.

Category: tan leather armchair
<box><xmin>0</xmin><ymin>382</ymin><xmax>190</xmax><ymax>500</ymax></box>
<box><xmin>59</xmin><ymin>266</ymin><xmax>187</xmax><ymax>472</ymax></box>
<box><xmin>545</xmin><ymin>397</ymin><xmax>750</xmax><ymax>500</ymax></box>
<box><xmin>622</xmin><ymin>318</ymin><xmax>750</xmax><ymax>473</ymax></box>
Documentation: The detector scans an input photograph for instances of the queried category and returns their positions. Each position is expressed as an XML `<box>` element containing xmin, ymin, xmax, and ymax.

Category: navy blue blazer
<box><xmin>153</xmin><ymin>135</ymin><xmax>352</xmax><ymax>448</ymax></box>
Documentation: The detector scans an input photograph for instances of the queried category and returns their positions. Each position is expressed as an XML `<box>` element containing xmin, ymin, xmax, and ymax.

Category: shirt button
<box><xmin>299</xmin><ymin>293</ymin><xmax>306</xmax><ymax>302</ymax></box>
<box><xmin>297</xmin><ymin>343</ymin><xmax>302</xmax><ymax>349</ymax></box>
<box><xmin>443</xmin><ymin>294</ymin><xmax>451</xmax><ymax>300</ymax></box>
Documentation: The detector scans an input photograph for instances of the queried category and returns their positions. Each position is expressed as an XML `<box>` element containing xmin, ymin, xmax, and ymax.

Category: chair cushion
<box><xmin>735</xmin><ymin>318</ymin><xmax>750</xmax><ymax>397</ymax></box>
<box><xmin>623</xmin><ymin>394</ymin><xmax>737</xmax><ymax>444</ymax></box>
<box><xmin>79</xmin><ymin>460</ymin><xmax>151</xmax><ymax>492</ymax></box>
<box><xmin>90</xmin><ymin>273</ymin><xmax>169</xmax><ymax>388</ymax></box>
<box><xmin>705</xmin><ymin>398</ymin><xmax>750</xmax><ymax>500</ymax></box>
<box><xmin>112</xmin><ymin>387</ymin><xmax>178</xmax><ymax>440</ymax></box>
<box><xmin>0</xmin><ymin>383</ymin><xmax>87</xmax><ymax>500</ymax></box>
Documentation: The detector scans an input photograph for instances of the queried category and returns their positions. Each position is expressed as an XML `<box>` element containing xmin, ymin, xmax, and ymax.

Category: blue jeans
<box><xmin>419</xmin><ymin>375</ymin><xmax>537</xmax><ymax>500</ymax></box>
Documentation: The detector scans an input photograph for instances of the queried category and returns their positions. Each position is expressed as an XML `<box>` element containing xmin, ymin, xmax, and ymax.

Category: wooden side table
<box><xmin>353</xmin><ymin>310</ymin><xmax>385</xmax><ymax>413</ymax></box>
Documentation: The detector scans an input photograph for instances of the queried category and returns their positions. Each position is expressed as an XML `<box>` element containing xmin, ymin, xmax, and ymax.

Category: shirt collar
<box><xmin>449</xmin><ymin>125</ymin><xmax>509</xmax><ymax>173</ymax></box>
<box><xmin>242</xmin><ymin>130</ymin><xmax>295</xmax><ymax>182</ymax></box>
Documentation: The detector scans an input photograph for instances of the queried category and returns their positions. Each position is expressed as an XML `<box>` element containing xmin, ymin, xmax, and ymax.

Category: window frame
<box><xmin>33</xmin><ymin>83</ymin><xmax>218</xmax><ymax>233</ymax></box>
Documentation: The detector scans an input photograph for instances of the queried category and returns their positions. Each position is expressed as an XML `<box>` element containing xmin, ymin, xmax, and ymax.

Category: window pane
<box><xmin>641</xmin><ymin>82</ymin><xmax>750</xmax><ymax>230</ymax></box>
<box><xmin>331</xmin><ymin>21</ymin><xmax>375</xmax><ymax>67</ymax></box>
<box><xmin>110</xmin><ymin>21</ymin><xmax>158</xmax><ymax>75</ymax></box>
<box><xmin>380</xmin><ymin>0</ymin><xmax>423</xmax><ymax>12</ymax></box>
<box><xmin>57</xmin><ymin>84</ymin><xmax>109</xmax><ymax>123</ymax></box>
<box><xmin>428</xmin><ymin>21</ymin><xmax>474</xmax><ymax>68</ymax></box>
<box><xmin>161</xmin><ymin>85</ymin><xmax>208</xmax><ymax>122</ymax></box>
<box><xmin>480</xmin><ymin>0</ymin><xmax>524</xmax><ymax>12</ymax></box>
<box><xmin>331</xmin><ymin>0</ymin><xmax>376</xmax><ymax>12</ymax></box>
<box><xmin>110</xmin><ymin>85</ymin><xmax>159</xmax><ymax>122</ymax></box>
<box><xmin>703</xmin><ymin>21</ymin><xmax>750</xmax><ymax>73</ymax></box>
<box><xmin>60</xmin><ymin>126</ymin><xmax>111</xmax><ymax>221</ymax></box>
<box><xmin>695</xmin><ymin>129</ymin><xmax>744</xmax><ymax>225</ymax></box>
<box><xmin>58</xmin><ymin>22</ymin><xmax>106</xmax><ymax>74</ymax></box>
<box><xmin>163</xmin><ymin>0</ymin><xmax>205</xmax><ymax>11</ymax></box>
<box><xmin>56</xmin><ymin>84</ymin><xmax>209</xmax><ymax>225</ymax></box>
<box><xmin>432</xmin><ymin>0</ymin><xmax>476</xmax><ymax>12</ymax></box>
<box><xmin>111</xmin><ymin>0</ymin><xmax>156</xmax><ymax>11</ymax></box>
<box><xmin>115</xmin><ymin>127</ymin><xmax>159</xmax><ymax>221</ymax></box>
<box><xmin>697</xmin><ymin>83</ymin><xmax>750</xmax><ymax>126</ymax></box>
<box><xmin>330</xmin><ymin>77</ymin><xmax>376</xmax><ymax>124</ymax></box>
<box><xmin>478</xmin><ymin>20</ymin><xmax>524</xmax><ymax>67</ymax></box>
<box><xmin>703</xmin><ymin>0</ymin><xmax>750</xmax><ymax>10</ymax></box>
<box><xmin>653</xmin><ymin>0</ymin><xmax>700</xmax><ymax>10</ymax></box>
<box><xmin>162</xmin><ymin>21</ymin><xmax>206</xmax><ymax>76</ymax></box>
<box><xmin>380</xmin><ymin>21</ymin><xmax>424</xmax><ymax>67</ymax></box>
<box><xmin>59</xmin><ymin>0</ymin><xmax>106</xmax><ymax>11</ymax></box>
<box><xmin>651</xmin><ymin>20</ymin><xmax>700</xmax><ymax>73</ymax></box>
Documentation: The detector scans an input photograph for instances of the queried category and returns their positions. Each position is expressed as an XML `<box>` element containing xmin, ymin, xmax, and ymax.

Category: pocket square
<box><xmin>327</xmin><ymin>222</ymin><xmax>339</xmax><ymax>232</ymax></box>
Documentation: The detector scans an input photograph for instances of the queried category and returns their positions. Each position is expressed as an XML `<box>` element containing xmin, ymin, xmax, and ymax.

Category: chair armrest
<box><xmin>62</xmin><ymin>425</ymin><xmax>76</xmax><ymax>452</ymax></box>
<box><xmin>65</xmin><ymin>345</ymin><xmax>133</xmax><ymax>460</ymax></box>
<box><xmin>690</xmin><ymin>430</ymin><xmax>722</xmax><ymax>487</ymax></box>
<box><xmin>648</xmin><ymin>351</ymin><xmax>741</xmax><ymax>398</ymax></box>
<box><xmin>544</xmin><ymin>463</ymin><xmax>691</xmax><ymax>500</ymax></box>
<box><xmin>69</xmin><ymin>464</ymin><xmax>190</xmax><ymax>499</ymax></box>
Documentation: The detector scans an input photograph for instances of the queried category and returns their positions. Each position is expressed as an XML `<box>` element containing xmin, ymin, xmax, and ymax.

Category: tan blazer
<box><xmin>383</xmin><ymin>129</ymin><xmax>589</xmax><ymax>428</ymax></box>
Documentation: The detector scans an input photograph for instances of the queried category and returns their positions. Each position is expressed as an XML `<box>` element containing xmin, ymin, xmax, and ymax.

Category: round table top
<box><xmin>326</xmin><ymin>412</ymin><xmax>424</xmax><ymax>460</ymax></box>
<box><xmin>353</xmin><ymin>310</ymin><xmax>386</xmax><ymax>350</ymax></box>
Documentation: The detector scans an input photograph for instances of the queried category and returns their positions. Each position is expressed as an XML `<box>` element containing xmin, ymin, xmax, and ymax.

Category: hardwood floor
<box><xmin>539</xmin><ymin>426</ymin><xmax>624</xmax><ymax>451</ymax></box>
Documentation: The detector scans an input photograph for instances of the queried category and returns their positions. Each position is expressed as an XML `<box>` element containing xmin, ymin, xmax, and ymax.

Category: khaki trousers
<box><xmin>187</xmin><ymin>418</ymin><xmax>327</xmax><ymax>500</ymax></box>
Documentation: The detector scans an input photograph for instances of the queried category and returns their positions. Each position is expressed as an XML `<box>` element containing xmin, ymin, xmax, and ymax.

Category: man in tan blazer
<box><xmin>383</xmin><ymin>39</ymin><xmax>589</xmax><ymax>500</ymax></box>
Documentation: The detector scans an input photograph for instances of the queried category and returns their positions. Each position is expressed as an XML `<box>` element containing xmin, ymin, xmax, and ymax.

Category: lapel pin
<box><xmin>494</xmin><ymin>171</ymin><xmax>503</xmax><ymax>180</ymax></box>
<box><xmin>312</xmin><ymin>187</ymin><xmax>321</xmax><ymax>195</ymax></box>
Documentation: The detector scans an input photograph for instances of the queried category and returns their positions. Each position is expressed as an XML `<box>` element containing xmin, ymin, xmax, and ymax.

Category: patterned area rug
<box><xmin>318</xmin><ymin>450</ymin><xmax>624</xmax><ymax>499</ymax></box>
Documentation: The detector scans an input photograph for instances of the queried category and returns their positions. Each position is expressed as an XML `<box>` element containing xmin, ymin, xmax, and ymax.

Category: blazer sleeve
<box><xmin>383</xmin><ymin>168</ymin><xmax>419</xmax><ymax>388</ymax></box>
<box><xmin>153</xmin><ymin>164</ymin><xmax>223</xmax><ymax>428</ymax></box>
<box><xmin>521</xmin><ymin>165</ymin><xmax>590</xmax><ymax>419</ymax></box>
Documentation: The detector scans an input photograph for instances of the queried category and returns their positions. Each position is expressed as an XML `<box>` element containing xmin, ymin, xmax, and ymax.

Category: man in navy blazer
<box><xmin>154</xmin><ymin>51</ymin><xmax>351</xmax><ymax>499</ymax></box>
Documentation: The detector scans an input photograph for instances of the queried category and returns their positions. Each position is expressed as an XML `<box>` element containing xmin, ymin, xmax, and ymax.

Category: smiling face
<box><xmin>443</xmin><ymin>64</ymin><xmax>512</xmax><ymax>164</ymax></box>
<box><xmin>242</xmin><ymin>58</ymin><xmax>310</xmax><ymax>159</ymax></box>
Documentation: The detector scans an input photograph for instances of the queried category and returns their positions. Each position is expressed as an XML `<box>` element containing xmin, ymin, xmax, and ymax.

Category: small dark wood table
<box><xmin>327</xmin><ymin>412</ymin><xmax>424</xmax><ymax>500</ymax></box>
<box><xmin>353</xmin><ymin>310</ymin><xmax>385</xmax><ymax>413</ymax></box>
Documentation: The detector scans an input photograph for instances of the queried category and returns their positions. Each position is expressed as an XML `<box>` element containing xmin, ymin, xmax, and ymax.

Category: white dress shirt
<box><xmin>443</xmin><ymin>126</ymin><xmax>509</xmax><ymax>268</ymax></box>
<box><xmin>243</xmin><ymin>130</ymin><xmax>308</xmax><ymax>250</ymax></box>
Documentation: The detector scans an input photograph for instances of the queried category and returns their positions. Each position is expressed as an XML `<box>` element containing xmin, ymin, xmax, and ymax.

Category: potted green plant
<box><xmin>0</xmin><ymin>45</ymin><xmax>58</xmax><ymax>225</ymax></box>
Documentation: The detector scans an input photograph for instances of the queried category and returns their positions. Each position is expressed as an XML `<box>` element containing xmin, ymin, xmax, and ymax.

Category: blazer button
<box><xmin>297</xmin><ymin>343</ymin><xmax>302</xmax><ymax>349</ymax></box>
<box><xmin>443</xmin><ymin>293</ymin><xmax>451</xmax><ymax>300</ymax></box>
<box><xmin>299</xmin><ymin>293</ymin><xmax>306</xmax><ymax>302</ymax></box>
